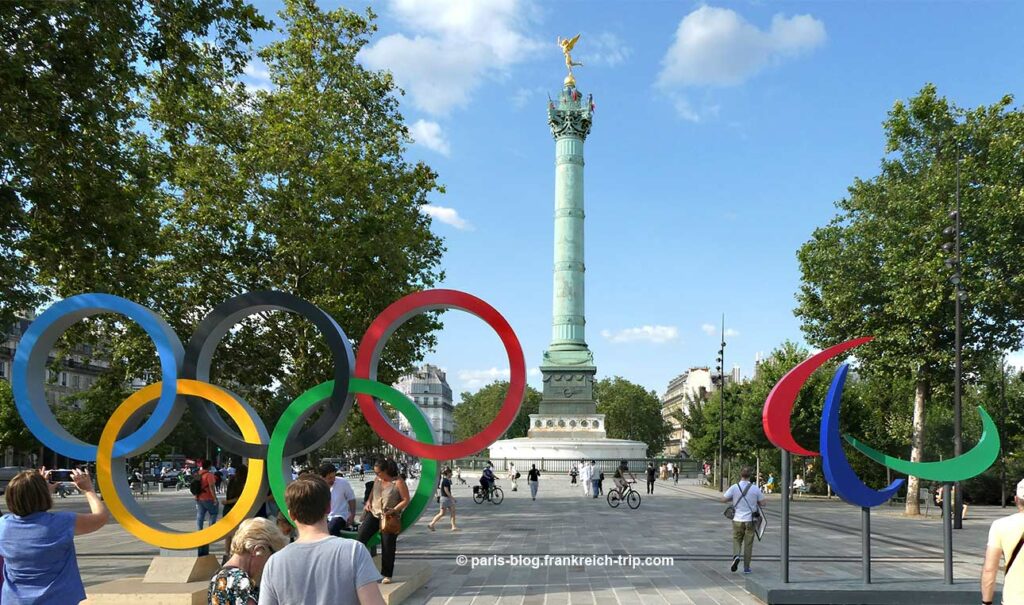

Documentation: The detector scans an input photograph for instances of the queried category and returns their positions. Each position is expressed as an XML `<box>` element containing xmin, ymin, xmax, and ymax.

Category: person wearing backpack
<box><xmin>193</xmin><ymin>460</ymin><xmax>220</xmax><ymax>556</ymax></box>
<box><xmin>721</xmin><ymin>466</ymin><xmax>765</xmax><ymax>574</ymax></box>
<box><xmin>981</xmin><ymin>478</ymin><xmax>1024</xmax><ymax>605</ymax></box>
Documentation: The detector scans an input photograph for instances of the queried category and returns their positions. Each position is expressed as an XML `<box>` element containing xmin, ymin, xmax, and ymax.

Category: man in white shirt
<box><xmin>982</xmin><ymin>478</ymin><xmax>1024</xmax><ymax>605</ymax></box>
<box><xmin>319</xmin><ymin>463</ymin><xmax>356</xmax><ymax>536</ymax></box>
<box><xmin>721</xmin><ymin>466</ymin><xmax>766</xmax><ymax>574</ymax></box>
<box><xmin>580</xmin><ymin>459</ymin><xmax>593</xmax><ymax>497</ymax></box>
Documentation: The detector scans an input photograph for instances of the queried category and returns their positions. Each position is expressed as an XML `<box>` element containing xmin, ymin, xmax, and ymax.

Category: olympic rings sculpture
<box><xmin>762</xmin><ymin>336</ymin><xmax>999</xmax><ymax>508</ymax></box>
<box><xmin>11</xmin><ymin>289</ymin><xmax>526</xmax><ymax>549</ymax></box>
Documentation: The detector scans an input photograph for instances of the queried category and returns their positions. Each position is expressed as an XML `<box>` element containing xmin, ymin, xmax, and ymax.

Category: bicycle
<box><xmin>607</xmin><ymin>480</ymin><xmax>641</xmax><ymax>509</ymax></box>
<box><xmin>472</xmin><ymin>481</ymin><xmax>504</xmax><ymax>505</ymax></box>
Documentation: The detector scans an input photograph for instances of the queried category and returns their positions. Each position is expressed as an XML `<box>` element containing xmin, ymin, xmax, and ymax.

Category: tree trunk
<box><xmin>905</xmin><ymin>378</ymin><xmax>929</xmax><ymax>515</ymax></box>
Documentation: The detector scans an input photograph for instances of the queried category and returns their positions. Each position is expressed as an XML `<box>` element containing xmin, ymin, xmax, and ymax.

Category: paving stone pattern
<box><xmin>62</xmin><ymin>475</ymin><xmax>1004</xmax><ymax>604</ymax></box>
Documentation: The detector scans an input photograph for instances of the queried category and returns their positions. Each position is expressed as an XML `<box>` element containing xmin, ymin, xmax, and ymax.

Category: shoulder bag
<box><xmin>724</xmin><ymin>482</ymin><xmax>754</xmax><ymax>520</ymax></box>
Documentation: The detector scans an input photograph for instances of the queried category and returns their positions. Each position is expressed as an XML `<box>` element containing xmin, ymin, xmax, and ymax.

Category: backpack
<box><xmin>189</xmin><ymin>473</ymin><xmax>204</xmax><ymax>496</ymax></box>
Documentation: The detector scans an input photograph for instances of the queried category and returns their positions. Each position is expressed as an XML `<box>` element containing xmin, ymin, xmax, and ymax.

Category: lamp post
<box><xmin>941</xmin><ymin>154</ymin><xmax>965</xmax><ymax>529</ymax></box>
<box><xmin>713</xmin><ymin>314</ymin><xmax>727</xmax><ymax>492</ymax></box>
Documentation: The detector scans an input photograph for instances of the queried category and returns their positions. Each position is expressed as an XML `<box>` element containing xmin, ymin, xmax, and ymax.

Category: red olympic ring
<box><xmin>355</xmin><ymin>289</ymin><xmax>526</xmax><ymax>460</ymax></box>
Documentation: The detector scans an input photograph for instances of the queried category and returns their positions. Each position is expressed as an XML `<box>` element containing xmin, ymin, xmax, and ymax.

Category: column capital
<box><xmin>548</xmin><ymin>86</ymin><xmax>593</xmax><ymax>140</ymax></box>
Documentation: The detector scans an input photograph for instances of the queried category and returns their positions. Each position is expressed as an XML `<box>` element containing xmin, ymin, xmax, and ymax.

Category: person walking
<box><xmin>569</xmin><ymin>464</ymin><xmax>578</xmax><ymax>485</ymax></box>
<box><xmin>580</xmin><ymin>460</ymin><xmax>593</xmax><ymax>497</ymax></box>
<box><xmin>508</xmin><ymin>463</ymin><xmax>518</xmax><ymax>492</ymax></box>
<box><xmin>357</xmin><ymin>459</ymin><xmax>410</xmax><ymax>584</ymax></box>
<box><xmin>208</xmin><ymin>517</ymin><xmax>288</xmax><ymax>605</ymax></box>
<box><xmin>590</xmin><ymin>461</ymin><xmax>601</xmax><ymax>499</ymax></box>
<box><xmin>527</xmin><ymin>465</ymin><xmax>540</xmax><ymax>500</ymax></box>
<box><xmin>428</xmin><ymin>468</ymin><xmax>457</xmax><ymax>531</ymax></box>
<box><xmin>982</xmin><ymin>478</ymin><xmax>1024</xmax><ymax>605</ymax></box>
<box><xmin>258</xmin><ymin>475</ymin><xmax>384</xmax><ymax>604</ymax></box>
<box><xmin>0</xmin><ymin>468</ymin><xmax>109</xmax><ymax>604</ymax></box>
<box><xmin>195</xmin><ymin>460</ymin><xmax>220</xmax><ymax>557</ymax></box>
<box><xmin>645</xmin><ymin>462</ymin><xmax>657</xmax><ymax>495</ymax></box>
<box><xmin>722</xmin><ymin>467</ymin><xmax>766</xmax><ymax>574</ymax></box>
<box><xmin>672</xmin><ymin>464</ymin><xmax>679</xmax><ymax>485</ymax></box>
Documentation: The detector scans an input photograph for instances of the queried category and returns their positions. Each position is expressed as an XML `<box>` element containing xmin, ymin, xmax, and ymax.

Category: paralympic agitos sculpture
<box><xmin>762</xmin><ymin>336</ymin><xmax>999</xmax><ymax>507</ymax></box>
<box><xmin>12</xmin><ymin>289</ymin><xmax>526</xmax><ymax>550</ymax></box>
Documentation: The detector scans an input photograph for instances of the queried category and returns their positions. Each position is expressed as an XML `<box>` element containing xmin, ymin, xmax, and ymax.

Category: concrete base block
<box><xmin>745</xmin><ymin>577</ymin><xmax>999</xmax><ymax>604</ymax></box>
<box><xmin>84</xmin><ymin>578</ymin><xmax>208</xmax><ymax>605</ymax></box>
<box><xmin>375</xmin><ymin>556</ymin><xmax>431</xmax><ymax>605</ymax></box>
<box><xmin>143</xmin><ymin>555</ymin><xmax>220</xmax><ymax>584</ymax></box>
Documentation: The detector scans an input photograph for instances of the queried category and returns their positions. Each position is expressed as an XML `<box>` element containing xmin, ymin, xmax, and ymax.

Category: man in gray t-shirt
<box><xmin>258</xmin><ymin>474</ymin><xmax>384</xmax><ymax>605</ymax></box>
<box><xmin>258</xmin><ymin>536</ymin><xmax>381</xmax><ymax>605</ymax></box>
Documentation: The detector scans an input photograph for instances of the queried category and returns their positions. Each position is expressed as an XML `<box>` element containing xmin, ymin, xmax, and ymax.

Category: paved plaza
<box><xmin>62</xmin><ymin>475</ymin><xmax>1003</xmax><ymax>604</ymax></box>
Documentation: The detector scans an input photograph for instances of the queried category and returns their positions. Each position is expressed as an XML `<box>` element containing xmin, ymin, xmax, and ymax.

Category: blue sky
<box><xmin>246</xmin><ymin>1</ymin><xmax>1024</xmax><ymax>399</ymax></box>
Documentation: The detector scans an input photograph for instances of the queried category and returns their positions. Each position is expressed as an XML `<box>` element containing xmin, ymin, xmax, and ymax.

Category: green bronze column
<box><xmin>533</xmin><ymin>81</ymin><xmax>602</xmax><ymax>434</ymax></box>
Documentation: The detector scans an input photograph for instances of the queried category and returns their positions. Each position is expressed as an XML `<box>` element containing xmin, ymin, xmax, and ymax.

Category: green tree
<box><xmin>454</xmin><ymin>381</ymin><xmax>541</xmax><ymax>446</ymax></box>
<box><xmin>150</xmin><ymin>0</ymin><xmax>446</xmax><ymax>423</ymax></box>
<box><xmin>795</xmin><ymin>84</ymin><xmax>1024</xmax><ymax>513</ymax></box>
<box><xmin>0</xmin><ymin>1</ymin><xmax>268</xmax><ymax>329</ymax></box>
<box><xmin>0</xmin><ymin>380</ymin><xmax>38</xmax><ymax>458</ymax></box>
<box><xmin>595</xmin><ymin>377</ymin><xmax>672</xmax><ymax>458</ymax></box>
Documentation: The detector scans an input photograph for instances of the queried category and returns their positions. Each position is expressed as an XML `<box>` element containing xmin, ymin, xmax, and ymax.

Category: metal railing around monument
<box><xmin>446</xmin><ymin>457</ymin><xmax>703</xmax><ymax>477</ymax></box>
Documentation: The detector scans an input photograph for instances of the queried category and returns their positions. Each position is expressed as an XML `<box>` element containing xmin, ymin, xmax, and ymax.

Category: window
<box><xmin>0</xmin><ymin>361</ymin><xmax>6</xmax><ymax>378</ymax></box>
<box><xmin>72</xmin><ymin>374</ymin><xmax>80</xmax><ymax>388</ymax></box>
<box><xmin>59</xmin><ymin>372</ymin><xmax>68</xmax><ymax>387</ymax></box>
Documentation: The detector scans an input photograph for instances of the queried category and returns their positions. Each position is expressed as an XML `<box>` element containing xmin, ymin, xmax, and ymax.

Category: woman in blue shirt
<box><xmin>0</xmin><ymin>468</ymin><xmax>109</xmax><ymax>603</ymax></box>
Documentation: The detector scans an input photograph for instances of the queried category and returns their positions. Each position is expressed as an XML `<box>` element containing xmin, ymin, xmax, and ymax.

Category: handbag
<box><xmin>724</xmin><ymin>481</ymin><xmax>754</xmax><ymax>520</ymax></box>
<box><xmin>380</xmin><ymin>512</ymin><xmax>402</xmax><ymax>534</ymax></box>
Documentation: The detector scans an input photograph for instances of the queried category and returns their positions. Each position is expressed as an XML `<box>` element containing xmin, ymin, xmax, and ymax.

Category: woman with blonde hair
<box><xmin>0</xmin><ymin>468</ymin><xmax>108</xmax><ymax>603</ymax></box>
<box><xmin>208</xmin><ymin>517</ymin><xmax>289</xmax><ymax>604</ymax></box>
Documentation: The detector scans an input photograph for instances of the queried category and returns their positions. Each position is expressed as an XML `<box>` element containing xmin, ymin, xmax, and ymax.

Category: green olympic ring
<box><xmin>268</xmin><ymin>378</ymin><xmax>439</xmax><ymax>549</ymax></box>
<box><xmin>845</xmin><ymin>405</ymin><xmax>1000</xmax><ymax>482</ymax></box>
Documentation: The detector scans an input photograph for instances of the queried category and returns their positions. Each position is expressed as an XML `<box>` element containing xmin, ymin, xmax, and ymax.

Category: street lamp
<box><xmin>941</xmin><ymin>156</ymin><xmax>965</xmax><ymax>529</ymax></box>
<box><xmin>711</xmin><ymin>314</ymin><xmax>726</xmax><ymax>492</ymax></box>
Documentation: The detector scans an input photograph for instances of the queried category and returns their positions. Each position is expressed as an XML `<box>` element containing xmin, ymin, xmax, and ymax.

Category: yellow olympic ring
<box><xmin>96</xmin><ymin>380</ymin><xmax>267</xmax><ymax>549</ymax></box>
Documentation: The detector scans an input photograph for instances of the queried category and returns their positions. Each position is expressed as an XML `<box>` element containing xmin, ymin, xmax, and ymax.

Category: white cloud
<box><xmin>657</xmin><ymin>6</ymin><xmax>826</xmax><ymax>88</ymax></box>
<box><xmin>409</xmin><ymin>119</ymin><xmax>451</xmax><ymax>156</ymax></box>
<box><xmin>457</xmin><ymin>366</ymin><xmax>539</xmax><ymax>389</ymax></box>
<box><xmin>701</xmin><ymin>323</ymin><xmax>716</xmax><ymax>336</ymax></box>
<box><xmin>601</xmin><ymin>325</ymin><xmax>679</xmax><ymax>344</ymax></box>
<box><xmin>725</xmin><ymin>328</ymin><xmax>740</xmax><ymax>338</ymax></box>
<box><xmin>359</xmin><ymin>0</ymin><xmax>544</xmax><ymax>116</ymax></box>
<box><xmin>582</xmin><ymin>32</ymin><xmax>632</xmax><ymax>67</ymax></box>
<box><xmin>419</xmin><ymin>204</ymin><xmax>472</xmax><ymax>230</ymax></box>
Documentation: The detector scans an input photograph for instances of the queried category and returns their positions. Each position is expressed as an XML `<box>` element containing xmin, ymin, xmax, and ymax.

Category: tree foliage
<box><xmin>0</xmin><ymin>0</ymin><xmax>448</xmax><ymax>461</ymax></box>
<box><xmin>595</xmin><ymin>377</ymin><xmax>673</xmax><ymax>458</ymax></box>
<box><xmin>454</xmin><ymin>381</ymin><xmax>541</xmax><ymax>446</ymax></box>
<box><xmin>795</xmin><ymin>84</ymin><xmax>1024</xmax><ymax>511</ymax></box>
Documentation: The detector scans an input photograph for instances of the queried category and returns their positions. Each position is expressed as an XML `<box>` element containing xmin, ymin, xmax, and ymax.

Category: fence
<box><xmin>446</xmin><ymin>457</ymin><xmax>703</xmax><ymax>478</ymax></box>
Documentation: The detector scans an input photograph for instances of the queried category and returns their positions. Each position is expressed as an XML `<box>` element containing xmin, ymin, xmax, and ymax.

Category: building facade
<box><xmin>660</xmin><ymin>367</ymin><xmax>713</xmax><ymax>457</ymax></box>
<box><xmin>1</xmin><ymin>315</ymin><xmax>108</xmax><ymax>466</ymax></box>
<box><xmin>393</xmin><ymin>364</ymin><xmax>455</xmax><ymax>445</ymax></box>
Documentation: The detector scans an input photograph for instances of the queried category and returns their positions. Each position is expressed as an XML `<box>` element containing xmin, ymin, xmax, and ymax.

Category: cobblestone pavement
<box><xmin>63</xmin><ymin>475</ymin><xmax>1002</xmax><ymax>604</ymax></box>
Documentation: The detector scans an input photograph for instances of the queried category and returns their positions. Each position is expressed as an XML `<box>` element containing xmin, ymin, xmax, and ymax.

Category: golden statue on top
<box><xmin>557</xmin><ymin>34</ymin><xmax>583</xmax><ymax>87</ymax></box>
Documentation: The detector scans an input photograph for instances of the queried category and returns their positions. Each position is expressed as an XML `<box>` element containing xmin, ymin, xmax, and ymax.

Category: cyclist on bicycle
<box><xmin>479</xmin><ymin>463</ymin><xmax>496</xmax><ymax>500</ymax></box>
<box><xmin>613</xmin><ymin>460</ymin><xmax>636</xmax><ymax>496</ymax></box>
